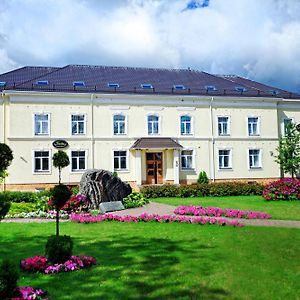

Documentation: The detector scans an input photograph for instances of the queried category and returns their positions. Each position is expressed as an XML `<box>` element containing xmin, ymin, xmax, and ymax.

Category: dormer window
<box><xmin>173</xmin><ymin>84</ymin><xmax>186</xmax><ymax>90</ymax></box>
<box><xmin>108</xmin><ymin>83</ymin><xmax>120</xmax><ymax>88</ymax></box>
<box><xmin>0</xmin><ymin>81</ymin><xmax>7</xmax><ymax>87</ymax></box>
<box><xmin>36</xmin><ymin>80</ymin><xmax>49</xmax><ymax>86</ymax></box>
<box><xmin>235</xmin><ymin>86</ymin><xmax>247</xmax><ymax>93</ymax></box>
<box><xmin>205</xmin><ymin>85</ymin><xmax>217</xmax><ymax>91</ymax></box>
<box><xmin>73</xmin><ymin>81</ymin><xmax>85</xmax><ymax>87</ymax></box>
<box><xmin>269</xmin><ymin>90</ymin><xmax>279</xmax><ymax>95</ymax></box>
<box><xmin>141</xmin><ymin>83</ymin><xmax>153</xmax><ymax>89</ymax></box>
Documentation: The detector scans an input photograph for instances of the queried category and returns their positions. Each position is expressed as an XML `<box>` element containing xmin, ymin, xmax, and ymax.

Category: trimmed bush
<box><xmin>0</xmin><ymin>190</ymin><xmax>50</xmax><ymax>203</ymax></box>
<box><xmin>141</xmin><ymin>182</ymin><xmax>264</xmax><ymax>199</ymax></box>
<box><xmin>0</xmin><ymin>259</ymin><xmax>19</xmax><ymax>299</ymax></box>
<box><xmin>197</xmin><ymin>171</ymin><xmax>209</xmax><ymax>184</ymax></box>
<box><xmin>45</xmin><ymin>235</ymin><xmax>73</xmax><ymax>264</ymax></box>
<box><xmin>123</xmin><ymin>192</ymin><xmax>149</xmax><ymax>208</ymax></box>
<box><xmin>8</xmin><ymin>202</ymin><xmax>36</xmax><ymax>216</ymax></box>
<box><xmin>0</xmin><ymin>195</ymin><xmax>10</xmax><ymax>220</ymax></box>
<box><xmin>49</xmin><ymin>184</ymin><xmax>72</xmax><ymax>209</ymax></box>
<box><xmin>262</xmin><ymin>178</ymin><xmax>300</xmax><ymax>201</ymax></box>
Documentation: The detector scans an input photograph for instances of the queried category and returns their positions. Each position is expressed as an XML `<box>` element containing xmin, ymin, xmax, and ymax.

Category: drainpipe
<box><xmin>91</xmin><ymin>94</ymin><xmax>95</xmax><ymax>169</ymax></box>
<box><xmin>209</xmin><ymin>97</ymin><xmax>215</xmax><ymax>182</ymax></box>
<box><xmin>1</xmin><ymin>91</ymin><xmax>6</xmax><ymax>191</ymax></box>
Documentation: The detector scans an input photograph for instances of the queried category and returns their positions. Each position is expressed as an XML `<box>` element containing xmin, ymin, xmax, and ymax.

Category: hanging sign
<box><xmin>52</xmin><ymin>140</ymin><xmax>69</xmax><ymax>149</ymax></box>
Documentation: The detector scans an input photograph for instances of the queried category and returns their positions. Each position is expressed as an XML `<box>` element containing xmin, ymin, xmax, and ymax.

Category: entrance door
<box><xmin>146</xmin><ymin>152</ymin><xmax>163</xmax><ymax>184</ymax></box>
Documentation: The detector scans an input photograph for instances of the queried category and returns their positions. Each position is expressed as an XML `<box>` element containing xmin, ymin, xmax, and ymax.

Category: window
<box><xmin>248</xmin><ymin>117</ymin><xmax>259</xmax><ymax>136</ymax></box>
<box><xmin>235</xmin><ymin>86</ymin><xmax>247</xmax><ymax>92</ymax></box>
<box><xmin>36</xmin><ymin>80</ymin><xmax>49</xmax><ymax>86</ymax></box>
<box><xmin>218</xmin><ymin>149</ymin><xmax>231</xmax><ymax>169</ymax></box>
<box><xmin>283</xmin><ymin>118</ymin><xmax>294</xmax><ymax>135</ymax></box>
<box><xmin>218</xmin><ymin>117</ymin><xmax>230</xmax><ymax>136</ymax></box>
<box><xmin>0</xmin><ymin>81</ymin><xmax>6</xmax><ymax>87</ymax></box>
<box><xmin>34</xmin><ymin>151</ymin><xmax>50</xmax><ymax>172</ymax></box>
<box><xmin>34</xmin><ymin>114</ymin><xmax>49</xmax><ymax>135</ymax></box>
<box><xmin>71</xmin><ymin>114</ymin><xmax>86</xmax><ymax>135</ymax></box>
<box><xmin>180</xmin><ymin>115</ymin><xmax>192</xmax><ymax>135</ymax></box>
<box><xmin>181</xmin><ymin>150</ymin><xmax>194</xmax><ymax>169</ymax></box>
<box><xmin>113</xmin><ymin>114</ymin><xmax>126</xmax><ymax>135</ymax></box>
<box><xmin>205</xmin><ymin>85</ymin><xmax>217</xmax><ymax>91</ymax></box>
<box><xmin>73</xmin><ymin>81</ymin><xmax>85</xmax><ymax>87</ymax></box>
<box><xmin>148</xmin><ymin>115</ymin><xmax>159</xmax><ymax>135</ymax></box>
<box><xmin>108</xmin><ymin>83</ymin><xmax>120</xmax><ymax>88</ymax></box>
<box><xmin>173</xmin><ymin>84</ymin><xmax>186</xmax><ymax>90</ymax></box>
<box><xmin>114</xmin><ymin>151</ymin><xmax>127</xmax><ymax>170</ymax></box>
<box><xmin>71</xmin><ymin>151</ymin><xmax>86</xmax><ymax>172</ymax></box>
<box><xmin>249</xmin><ymin>149</ymin><xmax>261</xmax><ymax>169</ymax></box>
<box><xmin>141</xmin><ymin>83</ymin><xmax>153</xmax><ymax>89</ymax></box>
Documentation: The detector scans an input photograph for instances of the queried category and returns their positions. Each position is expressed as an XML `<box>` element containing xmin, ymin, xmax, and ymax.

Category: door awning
<box><xmin>131</xmin><ymin>137</ymin><xmax>183</xmax><ymax>150</ymax></box>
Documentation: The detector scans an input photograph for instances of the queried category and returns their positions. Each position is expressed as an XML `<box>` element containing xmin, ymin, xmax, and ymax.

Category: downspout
<box><xmin>209</xmin><ymin>97</ymin><xmax>215</xmax><ymax>182</ymax></box>
<box><xmin>91</xmin><ymin>94</ymin><xmax>95</xmax><ymax>169</ymax></box>
<box><xmin>1</xmin><ymin>91</ymin><xmax>6</xmax><ymax>191</ymax></box>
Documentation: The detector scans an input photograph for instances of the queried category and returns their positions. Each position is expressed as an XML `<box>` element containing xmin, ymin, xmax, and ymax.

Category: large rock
<box><xmin>79</xmin><ymin>169</ymin><xmax>132</xmax><ymax>209</ymax></box>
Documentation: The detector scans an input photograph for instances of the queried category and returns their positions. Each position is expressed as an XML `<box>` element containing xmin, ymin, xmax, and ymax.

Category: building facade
<box><xmin>0</xmin><ymin>65</ymin><xmax>299</xmax><ymax>191</ymax></box>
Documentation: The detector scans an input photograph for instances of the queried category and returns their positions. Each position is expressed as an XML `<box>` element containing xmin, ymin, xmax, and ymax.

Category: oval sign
<box><xmin>52</xmin><ymin>140</ymin><xmax>69</xmax><ymax>149</ymax></box>
<box><xmin>296</xmin><ymin>124</ymin><xmax>300</xmax><ymax>132</ymax></box>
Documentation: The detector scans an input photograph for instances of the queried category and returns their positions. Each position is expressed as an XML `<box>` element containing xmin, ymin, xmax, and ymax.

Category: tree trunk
<box><xmin>59</xmin><ymin>167</ymin><xmax>61</xmax><ymax>184</ymax></box>
<box><xmin>56</xmin><ymin>208</ymin><xmax>59</xmax><ymax>237</ymax></box>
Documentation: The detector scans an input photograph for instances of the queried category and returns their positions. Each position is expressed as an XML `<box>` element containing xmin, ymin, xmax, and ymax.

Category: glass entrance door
<box><xmin>146</xmin><ymin>152</ymin><xmax>163</xmax><ymax>184</ymax></box>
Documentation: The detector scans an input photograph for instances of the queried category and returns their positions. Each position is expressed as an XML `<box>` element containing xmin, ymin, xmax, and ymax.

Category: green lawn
<box><xmin>0</xmin><ymin>222</ymin><xmax>300</xmax><ymax>299</ymax></box>
<box><xmin>151</xmin><ymin>196</ymin><xmax>300</xmax><ymax>220</ymax></box>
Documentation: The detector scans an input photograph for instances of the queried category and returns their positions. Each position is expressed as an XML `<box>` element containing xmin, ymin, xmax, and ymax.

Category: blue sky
<box><xmin>0</xmin><ymin>0</ymin><xmax>299</xmax><ymax>93</ymax></box>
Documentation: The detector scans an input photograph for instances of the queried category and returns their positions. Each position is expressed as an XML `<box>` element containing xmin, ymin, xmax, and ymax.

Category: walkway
<box><xmin>2</xmin><ymin>202</ymin><xmax>300</xmax><ymax>228</ymax></box>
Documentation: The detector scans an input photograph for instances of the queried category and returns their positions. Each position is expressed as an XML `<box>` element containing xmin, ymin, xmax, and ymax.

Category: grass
<box><xmin>0</xmin><ymin>221</ymin><xmax>300</xmax><ymax>299</ymax></box>
<box><xmin>151</xmin><ymin>195</ymin><xmax>300</xmax><ymax>220</ymax></box>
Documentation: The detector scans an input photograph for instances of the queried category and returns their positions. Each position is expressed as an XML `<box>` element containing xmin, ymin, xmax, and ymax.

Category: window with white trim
<box><xmin>114</xmin><ymin>150</ymin><xmax>127</xmax><ymax>170</ymax></box>
<box><xmin>248</xmin><ymin>117</ymin><xmax>259</xmax><ymax>136</ymax></box>
<box><xmin>181</xmin><ymin>150</ymin><xmax>194</xmax><ymax>169</ymax></box>
<box><xmin>34</xmin><ymin>114</ymin><xmax>49</xmax><ymax>135</ymax></box>
<box><xmin>148</xmin><ymin>115</ymin><xmax>159</xmax><ymax>135</ymax></box>
<box><xmin>180</xmin><ymin>115</ymin><xmax>192</xmax><ymax>135</ymax></box>
<box><xmin>218</xmin><ymin>149</ymin><xmax>231</xmax><ymax>169</ymax></box>
<box><xmin>71</xmin><ymin>114</ymin><xmax>86</xmax><ymax>135</ymax></box>
<box><xmin>249</xmin><ymin>149</ymin><xmax>261</xmax><ymax>169</ymax></box>
<box><xmin>71</xmin><ymin>151</ymin><xmax>86</xmax><ymax>172</ymax></box>
<box><xmin>113</xmin><ymin>114</ymin><xmax>126</xmax><ymax>135</ymax></box>
<box><xmin>218</xmin><ymin>117</ymin><xmax>230</xmax><ymax>136</ymax></box>
<box><xmin>34</xmin><ymin>151</ymin><xmax>50</xmax><ymax>172</ymax></box>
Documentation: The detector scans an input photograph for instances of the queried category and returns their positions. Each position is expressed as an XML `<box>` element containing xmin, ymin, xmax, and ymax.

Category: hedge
<box><xmin>140</xmin><ymin>182</ymin><xmax>264</xmax><ymax>199</ymax></box>
<box><xmin>0</xmin><ymin>191</ymin><xmax>50</xmax><ymax>203</ymax></box>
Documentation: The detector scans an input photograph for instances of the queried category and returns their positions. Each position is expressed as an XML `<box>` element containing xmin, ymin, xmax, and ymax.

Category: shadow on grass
<box><xmin>0</xmin><ymin>233</ymin><xmax>230</xmax><ymax>300</ymax></box>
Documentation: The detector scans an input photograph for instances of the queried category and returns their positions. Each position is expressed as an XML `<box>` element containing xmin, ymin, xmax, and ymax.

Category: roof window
<box><xmin>205</xmin><ymin>85</ymin><xmax>217</xmax><ymax>91</ymax></box>
<box><xmin>73</xmin><ymin>81</ymin><xmax>85</xmax><ymax>87</ymax></box>
<box><xmin>235</xmin><ymin>86</ymin><xmax>247</xmax><ymax>92</ymax></box>
<box><xmin>141</xmin><ymin>83</ymin><xmax>153</xmax><ymax>89</ymax></box>
<box><xmin>269</xmin><ymin>90</ymin><xmax>280</xmax><ymax>95</ymax></box>
<box><xmin>108</xmin><ymin>83</ymin><xmax>120</xmax><ymax>88</ymax></box>
<box><xmin>0</xmin><ymin>81</ymin><xmax>6</xmax><ymax>87</ymax></box>
<box><xmin>36</xmin><ymin>80</ymin><xmax>49</xmax><ymax>86</ymax></box>
<box><xmin>173</xmin><ymin>84</ymin><xmax>186</xmax><ymax>90</ymax></box>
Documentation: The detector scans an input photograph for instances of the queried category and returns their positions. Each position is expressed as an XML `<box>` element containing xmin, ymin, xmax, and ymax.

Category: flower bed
<box><xmin>5</xmin><ymin>210</ymin><xmax>69</xmax><ymax>219</ymax></box>
<box><xmin>70</xmin><ymin>213</ymin><xmax>244</xmax><ymax>227</ymax></box>
<box><xmin>12</xmin><ymin>286</ymin><xmax>47</xmax><ymax>300</ymax></box>
<box><xmin>174</xmin><ymin>206</ymin><xmax>272</xmax><ymax>219</ymax></box>
<box><xmin>20</xmin><ymin>255</ymin><xmax>96</xmax><ymax>274</ymax></box>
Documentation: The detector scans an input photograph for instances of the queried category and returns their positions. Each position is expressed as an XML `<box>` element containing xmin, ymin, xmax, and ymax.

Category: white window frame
<box><xmin>217</xmin><ymin>116</ymin><xmax>230</xmax><ymax>136</ymax></box>
<box><xmin>281</xmin><ymin>117</ymin><xmax>294</xmax><ymax>135</ymax></box>
<box><xmin>112</xmin><ymin>113</ymin><xmax>127</xmax><ymax>136</ymax></box>
<box><xmin>218</xmin><ymin>148</ymin><xmax>232</xmax><ymax>170</ymax></box>
<box><xmin>180</xmin><ymin>149</ymin><xmax>195</xmax><ymax>170</ymax></box>
<box><xmin>32</xmin><ymin>149</ymin><xmax>51</xmax><ymax>174</ymax></box>
<box><xmin>180</xmin><ymin>114</ymin><xmax>193</xmax><ymax>136</ymax></box>
<box><xmin>147</xmin><ymin>113</ymin><xmax>161</xmax><ymax>135</ymax></box>
<box><xmin>70</xmin><ymin>113</ymin><xmax>86</xmax><ymax>136</ymax></box>
<box><xmin>70</xmin><ymin>149</ymin><xmax>88</xmax><ymax>173</ymax></box>
<box><xmin>247</xmin><ymin>116</ymin><xmax>260</xmax><ymax>136</ymax></box>
<box><xmin>248</xmin><ymin>148</ymin><xmax>262</xmax><ymax>169</ymax></box>
<box><xmin>33</xmin><ymin>113</ymin><xmax>50</xmax><ymax>136</ymax></box>
<box><xmin>112</xmin><ymin>149</ymin><xmax>129</xmax><ymax>172</ymax></box>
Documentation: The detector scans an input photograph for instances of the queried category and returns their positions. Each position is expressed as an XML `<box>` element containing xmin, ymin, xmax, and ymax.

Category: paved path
<box><xmin>2</xmin><ymin>202</ymin><xmax>300</xmax><ymax>228</ymax></box>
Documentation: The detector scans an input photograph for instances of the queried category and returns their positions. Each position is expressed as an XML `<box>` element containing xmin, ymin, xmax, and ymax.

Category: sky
<box><xmin>0</xmin><ymin>0</ymin><xmax>300</xmax><ymax>93</ymax></box>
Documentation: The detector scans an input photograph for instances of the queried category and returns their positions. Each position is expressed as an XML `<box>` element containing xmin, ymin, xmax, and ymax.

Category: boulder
<box><xmin>79</xmin><ymin>169</ymin><xmax>132</xmax><ymax>209</ymax></box>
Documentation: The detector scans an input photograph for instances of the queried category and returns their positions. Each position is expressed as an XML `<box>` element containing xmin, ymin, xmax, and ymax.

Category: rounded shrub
<box><xmin>123</xmin><ymin>192</ymin><xmax>149</xmax><ymax>208</ymax></box>
<box><xmin>262</xmin><ymin>178</ymin><xmax>300</xmax><ymax>201</ymax></box>
<box><xmin>0</xmin><ymin>195</ymin><xmax>11</xmax><ymax>220</ymax></box>
<box><xmin>45</xmin><ymin>235</ymin><xmax>73</xmax><ymax>264</ymax></box>
<box><xmin>49</xmin><ymin>184</ymin><xmax>72</xmax><ymax>209</ymax></box>
<box><xmin>0</xmin><ymin>259</ymin><xmax>19</xmax><ymax>299</ymax></box>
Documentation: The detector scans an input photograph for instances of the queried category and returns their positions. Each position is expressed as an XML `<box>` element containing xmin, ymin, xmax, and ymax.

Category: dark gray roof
<box><xmin>131</xmin><ymin>138</ymin><xmax>183</xmax><ymax>150</ymax></box>
<box><xmin>0</xmin><ymin>64</ymin><xmax>298</xmax><ymax>98</ymax></box>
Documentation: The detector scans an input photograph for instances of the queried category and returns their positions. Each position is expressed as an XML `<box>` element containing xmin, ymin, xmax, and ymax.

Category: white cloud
<box><xmin>0</xmin><ymin>0</ymin><xmax>299</xmax><ymax>93</ymax></box>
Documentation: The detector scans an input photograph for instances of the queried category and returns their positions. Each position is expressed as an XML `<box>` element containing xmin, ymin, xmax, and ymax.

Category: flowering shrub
<box><xmin>70</xmin><ymin>213</ymin><xmax>244</xmax><ymax>227</ymax></box>
<box><xmin>262</xmin><ymin>178</ymin><xmax>300</xmax><ymax>201</ymax></box>
<box><xmin>174</xmin><ymin>206</ymin><xmax>272</xmax><ymax>219</ymax></box>
<box><xmin>20</xmin><ymin>255</ymin><xmax>96</xmax><ymax>274</ymax></box>
<box><xmin>13</xmin><ymin>286</ymin><xmax>47</xmax><ymax>299</ymax></box>
<box><xmin>62</xmin><ymin>194</ymin><xmax>88</xmax><ymax>212</ymax></box>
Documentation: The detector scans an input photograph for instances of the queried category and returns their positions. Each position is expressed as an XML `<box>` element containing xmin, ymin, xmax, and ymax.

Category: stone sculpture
<box><xmin>79</xmin><ymin>169</ymin><xmax>132</xmax><ymax>209</ymax></box>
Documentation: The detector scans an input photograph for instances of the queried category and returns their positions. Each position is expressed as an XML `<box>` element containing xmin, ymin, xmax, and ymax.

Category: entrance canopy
<box><xmin>131</xmin><ymin>137</ymin><xmax>183</xmax><ymax>150</ymax></box>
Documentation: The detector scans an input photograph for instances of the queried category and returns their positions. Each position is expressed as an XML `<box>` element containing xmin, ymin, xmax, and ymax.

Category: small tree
<box><xmin>275</xmin><ymin>122</ymin><xmax>300</xmax><ymax>178</ymax></box>
<box><xmin>53</xmin><ymin>150</ymin><xmax>70</xmax><ymax>184</ymax></box>
<box><xmin>197</xmin><ymin>171</ymin><xmax>209</xmax><ymax>184</ymax></box>
<box><xmin>0</xmin><ymin>143</ymin><xmax>13</xmax><ymax>182</ymax></box>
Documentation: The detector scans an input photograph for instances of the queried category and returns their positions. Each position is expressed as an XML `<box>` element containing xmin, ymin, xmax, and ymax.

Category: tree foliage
<box><xmin>52</xmin><ymin>150</ymin><xmax>70</xmax><ymax>184</ymax></box>
<box><xmin>0</xmin><ymin>143</ymin><xmax>13</xmax><ymax>180</ymax></box>
<box><xmin>275</xmin><ymin>122</ymin><xmax>300</xmax><ymax>178</ymax></box>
